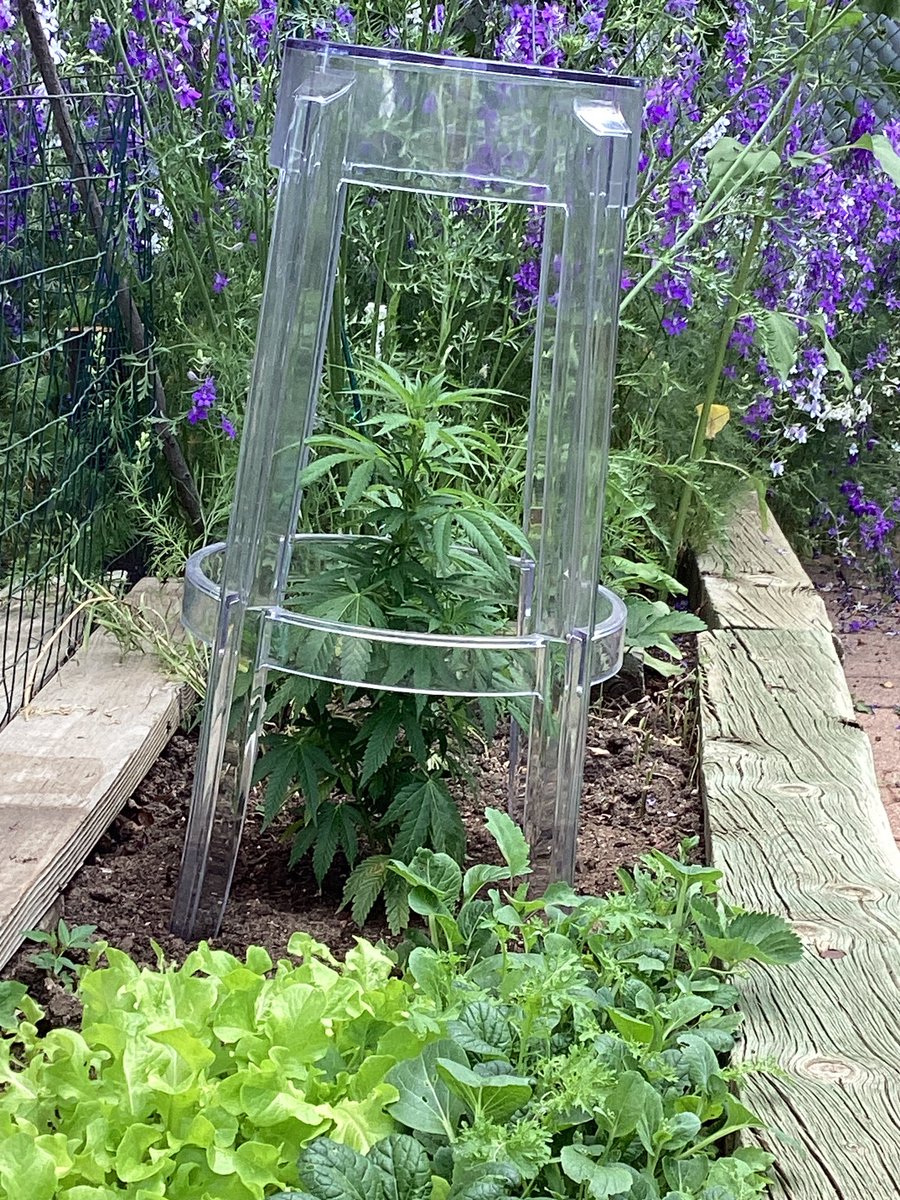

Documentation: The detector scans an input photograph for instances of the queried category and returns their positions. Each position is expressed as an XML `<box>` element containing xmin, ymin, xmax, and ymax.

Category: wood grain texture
<box><xmin>694</xmin><ymin>499</ymin><xmax>831</xmax><ymax>633</ymax></box>
<box><xmin>0</xmin><ymin>579</ymin><xmax>192</xmax><ymax>968</ymax></box>
<box><xmin>700</xmin><ymin>626</ymin><xmax>900</xmax><ymax>1199</ymax></box>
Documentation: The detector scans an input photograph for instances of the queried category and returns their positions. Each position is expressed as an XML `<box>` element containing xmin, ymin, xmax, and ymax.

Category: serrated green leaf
<box><xmin>296</xmin><ymin>452</ymin><xmax>356</xmax><ymax>487</ymax></box>
<box><xmin>381</xmin><ymin>778</ymin><xmax>465</xmax><ymax>863</ymax></box>
<box><xmin>339</xmin><ymin>635</ymin><xmax>373</xmax><ymax>685</ymax></box>
<box><xmin>311</xmin><ymin>804</ymin><xmax>342</xmax><ymax>883</ymax></box>
<box><xmin>344</xmin><ymin>459</ymin><xmax>376</xmax><ymax>508</ymax></box>
<box><xmin>383</xmin><ymin>871</ymin><xmax>410</xmax><ymax>934</ymax></box>
<box><xmin>359</xmin><ymin>703</ymin><xmax>402</xmax><ymax>786</ymax></box>
<box><xmin>342</xmin><ymin>855</ymin><xmax>391</xmax><ymax>925</ymax></box>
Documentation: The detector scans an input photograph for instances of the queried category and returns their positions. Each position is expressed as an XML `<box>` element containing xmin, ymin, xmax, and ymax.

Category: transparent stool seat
<box><xmin>171</xmin><ymin>40</ymin><xmax>642</xmax><ymax>939</ymax></box>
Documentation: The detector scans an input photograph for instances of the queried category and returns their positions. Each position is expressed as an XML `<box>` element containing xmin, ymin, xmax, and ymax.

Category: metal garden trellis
<box><xmin>171</xmin><ymin>40</ymin><xmax>642</xmax><ymax>939</ymax></box>
<box><xmin>0</xmin><ymin>80</ymin><xmax>147</xmax><ymax>728</ymax></box>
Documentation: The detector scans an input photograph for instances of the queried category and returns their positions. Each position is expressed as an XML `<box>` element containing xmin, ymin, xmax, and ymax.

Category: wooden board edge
<box><xmin>689</xmin><ymin>500</ymin><xmax>832</xmax><ymax>636</ymax></box>
<box><xmin>0</xmin><ymin>578</ymin><xmax>195</xmax><ymax>970</ymax></box>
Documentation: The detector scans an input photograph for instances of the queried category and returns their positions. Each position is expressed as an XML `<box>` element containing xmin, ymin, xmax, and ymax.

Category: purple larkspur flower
<box><xmin>213</xmin><ymin>271</ymin><xmax>229</xmax><ymax>293</ymax></box>
<box><xmin>188</xmin><ymin>376</ymin><xmax>217</xmax><ymax>424</ymax></box>
<box><xmin>662</xmin><ymin>314</ymin><xmax>688</xmax><ymax>336</ymax></box>
<box><xmin>87</xmin><ymin>19</ymin><xmax>112</xmax><ymax>53</ymax></box>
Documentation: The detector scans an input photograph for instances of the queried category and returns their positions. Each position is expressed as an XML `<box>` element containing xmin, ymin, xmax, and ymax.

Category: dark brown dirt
<box><xmin>4</xmin><ymin>674</ymin><xmax>701</xmax><ymax>1006</ymax></box>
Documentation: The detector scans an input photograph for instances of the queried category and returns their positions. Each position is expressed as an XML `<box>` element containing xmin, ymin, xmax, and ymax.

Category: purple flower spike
<box><xmin>188</xmin><ymin>376</ymin><xmax>217</xmax><ymax>424</ymax></box>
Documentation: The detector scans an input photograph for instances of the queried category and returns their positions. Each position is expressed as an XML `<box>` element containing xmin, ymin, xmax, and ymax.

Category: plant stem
<box><xmin>665</xmin><ymin>54</ymin><xmax>810</xmax><ymax>573</ymax></box>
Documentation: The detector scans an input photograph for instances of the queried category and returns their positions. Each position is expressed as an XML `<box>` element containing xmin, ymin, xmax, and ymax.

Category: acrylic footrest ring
<box><xmin>183</xmin><ymin>538</ymin><xmax>626</xmax><ymax>696</ymax></box>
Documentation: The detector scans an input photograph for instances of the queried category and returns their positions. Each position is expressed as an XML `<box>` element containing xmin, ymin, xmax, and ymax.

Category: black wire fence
<box><xmin>0</xmin><ymin>83</ymin><xmax>150</xmax><ymax>727</ymax></box>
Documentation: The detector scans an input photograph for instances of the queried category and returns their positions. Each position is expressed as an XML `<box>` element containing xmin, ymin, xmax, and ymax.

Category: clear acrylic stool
<box><xmin>171</xmin><ymin>41</ymin><xmax>642</xmax><ymax>938</ymax></box>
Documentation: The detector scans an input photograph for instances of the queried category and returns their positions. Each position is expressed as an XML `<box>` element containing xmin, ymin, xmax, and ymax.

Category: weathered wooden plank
<box><xmin>0</xmin><ymin>579</ymin><xmax>192</xmax><ymax>969</ymax></box>
<box><xmin>695</xmin><ymin>498</ymin><xmax>831</xmax><ymax>633</ymax></box>
<box><xmin>700</xmin><ymin>625</ymin><xmax>900</xmax><ymax>1199</ymax></box>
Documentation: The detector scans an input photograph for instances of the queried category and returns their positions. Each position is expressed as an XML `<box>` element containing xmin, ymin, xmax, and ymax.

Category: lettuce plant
<box><xmin>0</xmin><ymin>935</ymin><xmax>434</xmax><ymax>1199</ymax></box>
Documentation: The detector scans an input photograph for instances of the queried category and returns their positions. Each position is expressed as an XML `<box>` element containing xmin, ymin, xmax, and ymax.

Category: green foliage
<box><xmin>254</xmin><ymin>366</ymin><xmax>528</xmax><ymax>927</ymax></box>
<box><xmin>0</xmin><ymin>935</ymin><xmax>433</xmax><ymax>1199</ymax></box>
<box><xmin>23</xmin><ymin>919</ymin><xmax>98</xmax><ymax>991</ymax></box>
<box><xmin>373</xmin><ymin>813</ymin><xmax>801</xmax><ymax>1200</ymax></box>
<box><xmin>0</xmin><ymin>982</ymin><xmax>27</xmax><ymax>1032</ymax></box>
<box><xmin>0</xmin><ymin>812</ymin><xmax>803</xmax><ymax>1200</ymax></box>
<box><xmin>624</xmin><ymin>598</ymin><xmax>708</xmax><ymax>678</ymax></box>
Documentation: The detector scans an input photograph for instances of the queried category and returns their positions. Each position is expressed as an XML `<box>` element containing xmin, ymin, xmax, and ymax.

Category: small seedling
<box><xmin>24</xmin><ymin>918</ymin><xmax>97</xmax><ymax>990</ymax></box>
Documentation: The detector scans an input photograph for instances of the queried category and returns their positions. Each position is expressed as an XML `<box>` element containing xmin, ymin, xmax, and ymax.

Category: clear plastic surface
<box><xmin>171</xmin><ymin>41</ymin><xmax>641</xmax><ymax>938</ymax></box>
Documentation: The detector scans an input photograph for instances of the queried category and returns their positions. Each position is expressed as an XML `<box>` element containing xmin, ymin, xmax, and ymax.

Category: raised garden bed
<box><xmin>4</xmin><ymin>678</ymin><xmax>702</xmax><ymax>1001</ymax></box>
<box><xmin>3</xmin><ymin>503</ymin><xmax>899</xmax><ymax>1199</ymax></box>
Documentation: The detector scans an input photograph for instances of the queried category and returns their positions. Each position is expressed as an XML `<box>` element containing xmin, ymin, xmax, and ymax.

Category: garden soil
<box><xmin>3</xmin><ymin>677</ymin><xmax>701</xmax><ymax>1018</ymax></box>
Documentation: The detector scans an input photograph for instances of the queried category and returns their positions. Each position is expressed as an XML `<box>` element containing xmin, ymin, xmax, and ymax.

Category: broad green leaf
<box><xmin>435</xmin><ymin>1057</ymin><xmax>532</xmax><ymax>1123</ymax></box>
<box><xmin>114</xmin><ymin>1123</ymin><xmax>169</xmax><ymax>1183</ymax></box>
<box><xmin>706</xmin><ymin>135</ymin><xmax>781</xmax><ymax>189</ymax></box>
<box><xmin>386</xmin><ymin>1040</ymin><xmax>467</xmax><ymax>1138</ymax></box>
<box><xmin>390</xmin><ymin>849</ymin><xmax>462</xmax><ymax>906</ymax></box>
<box><xmin>594</xmin><ymin>1070</ymin><xmax>657</xmax><ymax>1140</ymax></box>
<box><xmin>807</xmin><ymin>312</ymin><xmax>852</xmax><ymax>390</ymax></box>
<box><xmin>661</xmin><ymin>1111</ymin><xmax>702</xmax><ymax>1151</ymax></box>
<box><xmin>0</xmin><ymin>1134</ymin><xmax>58</xmax><ymax>1200</ymax></box>
<box><xmin>462</xmin><ymin>863</ymin><xmax>512</xmax><ymax>904</ymax></box>
<box><xmin>703</xmin><ymin>911</ymin><xmax>803</xmax><ymax>965</ymax></box>
<box><xmin>678</xmin><ymin>1033</ymin><xmax>721</xmax><ymax>1090</ymax></box>
<box><xmin>0</xmin><ymin>981</ymin><xmax>26</xmax><ymax>1030</ymax></box>
<box><xmin>663</xmin><ymin>1154</ymin><xmax>710</xmax><ymax>1193</ymax></box>
<box><xmin>448</xmin><ymin>1001</ymin><xmax>514</xmax><ymax>1058</ymax></box>
<box><xmin>318</xmin><ymin>1085</ymin><xmax>399</xmax><ymax>1153</ymax></box>
<box><xmin>296</xmin><ymin>1135</ymin><xmax>383</xmax><ymax>1200</ymax></box>
<box><xmin>369</xmin><ymin>1134</ymin><xmax>433</xmax><ymax>1200</ymax></box>
<box><xmin>857</xmin><ymin>131</ymin><xmax>900</xmax><ymax>188</ymax></box>
<box><xmin>607</xmin><ymin>1007</ymin><xmax>654</xmax><ymax>1045</ymax></box>
<box><xmin>559</xmin><ymin>1147</ymin><xmax>635</xmax><ymax>1199</ymax></box>
<box><xmin>635</xmin><ymin>1087</ymin><xmax>665</xmax><ymax>1155</ymax></box>
<box><xmin>483</xmin><ymin>807</ymin><xmax>531</xmax><ymax>876</ymax></box>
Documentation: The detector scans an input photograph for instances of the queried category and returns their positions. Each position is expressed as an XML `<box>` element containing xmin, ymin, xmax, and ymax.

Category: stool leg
<box><xmin>521</xmin><ymin>633</ymin><xmax>589</xmax><ymax>889</ymax></box>
<box><xmin>171</xmin><ymin>600</ymin><xmax>268</xmax><ymax>938</ymax></box>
